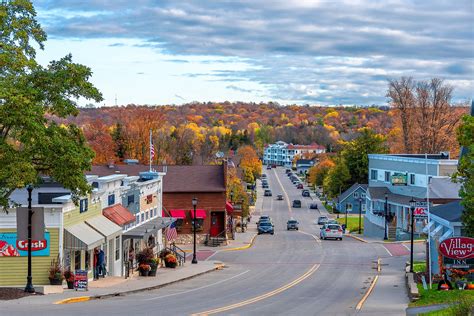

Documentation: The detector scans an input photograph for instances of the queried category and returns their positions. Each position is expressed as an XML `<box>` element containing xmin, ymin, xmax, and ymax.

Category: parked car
<box><xmin>292</xmin><ymin>200</ymin><xmax>302</xmax><ymax>208</ymax></box>
<box><xmin>285</xmin><ymin>169</ymin><xmax>292</xmax><ymax>174</ymax></box>
<box><xmin>262</xmin><ymin>180</ymin><xmax>268</xmax><ymax>185</ymax></box>
<box><xmin>296</xmin><ymin>183</ymin><xmax>304</xmax><ymax>189</ymax></box>
<box><xmin>302</xmin><ymin>189</ymin><xmax>310</xmax><ymax>197</ymax></box>
<box><xmin>317</xmin><ymin>216</ymin><xmax>329</xmax><ymax>225</ymax></box>
<box><xmin>264</xmin><ymin>189</ymin><xmax>272</xmax><ymax>196</ymax></box>
<box><xmin>271</xmin><ymin>164</ymin><xmax>277</xmax><ymax>168</ymax></box>
<box><xmin>257</xmin><ymin>215</ymin><xmax>272</xmax><ymax>225</ymax></box>
<box><xmin>309</xmin><ymin>202</ymin><xmax>318</xmax><ymax>209</ymax></box>
<box><xmin>320</xmin><ymin>224</ymin><xmax>343</xmax><ymax>240</ymax></box>
<box><xmin>262</xmin><ymin>183</ymin><xmax>269</xmax><ymax>188</ymax></box>
<box><xmin>287</xmin><ymin>219</ymin><xmax>299</xmax><ymax>230</ymax></box>
<box><xmin>258</xmin><ymin>221</ymin><xmax>274</xmax><ymax>235</ymax></box>
<box><xmin>266</xmin><ymin>165</ymin><xmax>272</xmax><ymax>170</ymax></box>
<box><xmin>277</xmin><ymin>194</ymin><xmax>284</xmax><ymax>200</ymax></box>
<box><xmin>261</xmin><ymin>174</ymin><xmax>267</xmax><ymax>179</ymax></box>
<box><xmin>328</xmin><ymin>219</ymin><xmax>338</xmax><ymax>225</ymax></box>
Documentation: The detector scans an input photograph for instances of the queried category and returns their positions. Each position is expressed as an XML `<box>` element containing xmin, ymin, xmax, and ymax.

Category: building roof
<box><xmin>429</xmin><ymin>177</ymin><xmax>461</xmax><ymax>199</ymax></box>
<box><xmin>430</xmin><ymin>200</ymin><xmax>464</xmax><ymax>223</ymax></box>
<box><xmin>367</xmin><ymin>187</ymin><xmax>414</xmax><ymax>205</ymax></box>
<box><xmin>287</xmin><ymin>143</ymin><xmax>325</xmax><ymax>150</ymax></box>
<box><xmin>296</xmin><ymin>159</ymin><xmax>315</xmax><ymax>166</ymax></box>
<box><xmin>339</xmin><ymin>183</ymin><xmax>368</xmax><ymax>202</ymax></box>
<box><xmin>87</xmin><ymin>164</ymin><xmax>225</xmax><ymax>193</ymax></box>
<box><xmin>103</xmin><ymin>204</ymin><xmax>136</xmax><ymax>226</ymax></box>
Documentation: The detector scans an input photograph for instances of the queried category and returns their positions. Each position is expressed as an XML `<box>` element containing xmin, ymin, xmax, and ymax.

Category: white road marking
<box><xmin>402</xmin><ymin>243</ymin><xmax>410</xmax><ymax>251</ymax></box>
<box><xmin>273</xmin><ymin>168</ymin><xmax>292</xmax><ymax>214</ymax></box>
<box><xmin>298</xmin><ymin>230</ymin><xmax>321</xmax><ymax>244</ymax></box>
<box><xmin>143</xmin><ymin>270</ymin><xmax>251</xmax><ymax>301</ymax></box>
<box><xmin>382</xmin><ymin>245</ymin><xmax>393</xmax><ymax>257</ymax></box>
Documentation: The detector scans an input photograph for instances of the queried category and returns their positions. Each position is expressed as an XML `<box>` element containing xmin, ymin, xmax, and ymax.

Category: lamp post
<box><xmin>358</xmin><ymin>197</ymin><xmax>362</xmax><ymax>234</ymax></box>
<box><xmin>409</xmin><ymin>197</ymin><xmax>416</xmax><ymax>273</ymax></box>
<box><xmin>191</xmin><ymin>197</ymin><xmax>198</xmax><ymax>264</ymax></box>
<box><xmin>384</xmin><ymin>193</ymin><xmax>388</xmax><ymax>240</ymax></box>
<box><xmin>230</xmin><ymin>192</ymin><xmax>234</xmax><ymax>236</ymax></box>
<box><xmin>336</xmin><ymin>197</ymin><xmax>340</xmax><ymax>219</ymax></box>
<box><xmin>345</xmin><ymin>204</ymin><xmax>348</xmax><ymax>231</ymax></box>
<box><xmin>24</xmin><ymin>185</ymin><xmax>35</xmax><ymax>293</ymax></box>
<box><xmin>241</xmin><ymin>198</ymin><xmax>245</xmax><ymax>233</ymax></box>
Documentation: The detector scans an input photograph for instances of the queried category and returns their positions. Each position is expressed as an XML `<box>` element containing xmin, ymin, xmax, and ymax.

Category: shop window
<box><xmin>148</xmin><ymin>235</ymin><xmax>156</xmax><ymax>247</ymax></box>
<box><xmin>146</xmin><ymin>194</ymin><xmax>153</xmax><ymax>204</ymax></box>
<box><xmin>74</xmin><ymin>251</ymin><xmax>81</xmax><ymax>270</ymax></box>
<box><xmin>115</xmin><ymin>236</ymin><xmax>120</xmax><ymax>261</ymax></box>
<box><xmin>146</xmin><ymin>211</ymin><xmax>149</xmax><ymax>220</ymax></box>
<box><xmin>410</xmin><ymin>174</ymin><xmax>415</xmax><ymax>185</ymax></box>
<box><xmin>384</xmin><ymin>171</ymin><xmax>391</xmax><ymax>182</ymax></box>
<box><xmin>191</xmin><ymin>219</ymin><xmax>204</xmax><ymax>232</ymax></box>
<box><xmin>141</xmin><ymin>213</ymin><xmax>145</xmax><ymax>222</ymax></box>
<box><xmin>175</xmin><ymin>218</ymin><xmax>184</xmax><ymax>231</ymax></box>
<box><xmin>370</xmin><ymin>169</ymin><xmax>378</xmax><ymax>180</ymax></box>
<box><xmin>79</xmin><ymin>198</ymin><xmax>88</xmax><ymax>213</ymax></box>
<box><xmin>127</xmin><ymin>195</ymin><xmax>135</xmax><ymax>206</ymax></box>
<box><xmin>108</xmin><ymin>194</ymin><xmax>115</xmax><ymax>206</ymax></box>
<box><xmin>85</xmin><ymin>250</ymin><xmax>90</xmax><ymax>270</ymax></box>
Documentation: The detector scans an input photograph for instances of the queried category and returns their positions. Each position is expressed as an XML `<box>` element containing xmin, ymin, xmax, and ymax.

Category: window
<box><xmin>115</xmin><ymin>236</ymin><xmax>120</xmax><ymax>261</ymax></box>
<box><xmin>361</xmin><ymin>193</ymin><xmax>366</xmax><ymax>199</ymax></box>
<box><xmin>74</xmin><ymin>251</ymin><xmax>81</xmax><ymax>270</ymax></box>
<box><xmin>141</xmin><ymin>213</ymin><xmax>145</xmax><ymax>222</ymax></box>
<box><xmin>146</xmin><ymin>194</ymin><xmax>153</xmax><ymax>204</ymax></box>
<box><xmin>410</xmin><ymin>174</ymin><xmax>415</xmax><ymax>185</ymax></box>
<box><xmin>92</xmin><ymin>182</ymin><xmax>99</xmax><ymax>189</ymax></box>
<box><xmin>85</xmin><ymin>250</ymin><xmax>90</xmax><ymax>270</ymax></box>
<box><xmin>136</xmin><ymin>214</ymin><xmax>140</xmax><ymax>224</ymax></box>
<box><xmin>353</xmin><ymin>192</ymin><xmax>359</xmax><ymax>199</ymax></box>
<box><xmin>108</xmin><ymin>194</ymin><xmax>115</xmax><ymax>206</ymax></box>
<box><xmin>385</xmin><ymin>171</ymin><xmax>391</xmax><ymax>182</ymax></box>
<box><xmin>370</xmin><ymin>169</ymin><xmax>378</xmax><ymax>180</ymax></box>
<box><xmin>346</xmin><ymin>203</ymin><xmax>352</xmax><ymax>210</ymax></box>
<box><xmin>127</xmin><ymin>195</ymin><xmax>135</xmax><ymax>206</ymax></box>
<box><xmin>79</xmin><ymin>198</ymin><xmax>88</xmax><ymax>213</ymax></box>
<box><xmin>191</xmin><ymin>219</ymin><xmax>204</xmax><ymax>232</ymax></box>
<box><xmin>145</xmin><ymin>211</ymin><xmax>149</xmax><ymax>220</ymax></box>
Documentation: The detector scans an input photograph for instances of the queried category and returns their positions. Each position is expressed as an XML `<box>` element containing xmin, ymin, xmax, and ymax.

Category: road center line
<box><xmin>144</xmin><ymin>270</ymin><xmax>250</xmax><ymax>301</ymax></box>
<box><xmin>191</xmin><ymin>264</ymin><xmax>320</xmax><ymax>316</ymax></box>
<box><xmin>272</xmin><ymin>168</ymin><xmax>292</xmax><ymax>215</ymax></box>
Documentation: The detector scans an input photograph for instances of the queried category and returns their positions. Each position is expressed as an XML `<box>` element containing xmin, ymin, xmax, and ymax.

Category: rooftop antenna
<box><xmin>115</xmin><ymin>94</ymin><xmax>117</xmax><ymax>106</ymax></box>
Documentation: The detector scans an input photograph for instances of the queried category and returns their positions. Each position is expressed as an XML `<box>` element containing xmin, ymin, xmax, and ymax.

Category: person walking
<box><xmin>98</xmin><ymin>248</ymin><xmax>106</xmax><ymax>277</ymax></box>
<box><xmin>93</xmin><ymin>248</ymin><xmax>99</xmax><ymax>280</ymax></box>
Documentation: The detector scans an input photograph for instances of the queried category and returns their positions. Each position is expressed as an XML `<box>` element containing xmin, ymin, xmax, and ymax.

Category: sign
<box><xmin>390</xmin><ymin>174</ymin><xmax>407</xmax><ymax>186</ymax></box>
<box><xmin>16</xmin><ymin>207</ymin><xmax>45</xmax><ymax>241</ymax></box>
<box><xmin>74</xmin><ymin>270</ymin><xmax>88</xmax><ymax>291</ymax></box>
<box><xmin>443</xmin><ymin>257</ymin><xmax>474</xmax><ymax>269</ymax></box>
<box><xmin>439</xmin><ymin>237</ymin><xmax>474</xmax><ymax>260</ymax></box>
<box><xmin>413</xmin><ymin>201</ymin><xmax>429</xmax><ymax>218</ymax></box>
<box><xmin>0</xmin><ymin>232</ymin><xmax>50</xmax><ymax>256</ymax></box>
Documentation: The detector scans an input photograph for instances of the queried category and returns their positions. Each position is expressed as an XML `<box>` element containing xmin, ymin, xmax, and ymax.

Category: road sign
<box><xmin>74</xmin><ymin>270</ymin><xmax>88</xmax><ymax>291</ymax></box>
<box><xmin>16</xmin><ymin>207</ymin><xmax>45</xmax><ymax>241</ymax></box>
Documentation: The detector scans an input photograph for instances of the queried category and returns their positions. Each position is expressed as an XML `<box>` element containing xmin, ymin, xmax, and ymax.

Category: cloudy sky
<box><xmin>34</xmin><ymin>0</ymin><xmax>473</xmax><ymax>106</ymax></box>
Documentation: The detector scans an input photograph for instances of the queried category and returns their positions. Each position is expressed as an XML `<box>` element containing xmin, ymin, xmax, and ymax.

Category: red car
<box><xmin>271</xmin><ymin>164</ymin><xmax>277</xmax><ymax>168</ymax></box>
<box><xmin>296</xmin><ymin>183</ymin><xmax>303</xmax><ymax>189</ymax></box>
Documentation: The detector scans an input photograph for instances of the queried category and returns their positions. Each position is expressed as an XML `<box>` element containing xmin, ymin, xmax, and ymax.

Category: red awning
<box><xmin>169</xmin><ymin>210</ymin><xmax>187</xmax><ymax>219</ymax></box>
<box><xmin>225</xmin><ymin>201</ymin><xmax>234</xmax><ymax>213</ymax></box>
<box><xmin>189</xmin><ymin>209</ymin><xmax>207</xmax><ymax>219</ymax></box>
<box><xmin>103</xmin><ymin>204</ymin><xmax>135</xmax><ymax>226</ymax></box>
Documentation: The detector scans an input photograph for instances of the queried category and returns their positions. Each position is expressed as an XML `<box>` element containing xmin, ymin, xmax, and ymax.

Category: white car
<box><xmin>320</xmin><ymin>224</ymin><xmax>343</xmax><ymax>240</ymax></box>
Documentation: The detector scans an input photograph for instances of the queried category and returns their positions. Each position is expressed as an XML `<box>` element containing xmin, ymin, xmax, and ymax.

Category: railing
<box><xmin>205</xmin><ymin>230</ymin><xmax>227</xmax><ymax>247</ymax></box>
<box><xmin>170</xmin><ymin>243</ymin><xmax>186</xmax><ymax>264</ymax></box>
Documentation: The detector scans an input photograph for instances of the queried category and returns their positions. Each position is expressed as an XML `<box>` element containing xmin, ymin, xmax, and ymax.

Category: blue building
<box><xmin>296</xmin><ymin>159</ymin><xmax>315</xmax><ymax>175</ymax></box>
<box><xmin>337</xmin><ymin>183</ymin><xmax>367</xmax><ymax>214</ymax></box>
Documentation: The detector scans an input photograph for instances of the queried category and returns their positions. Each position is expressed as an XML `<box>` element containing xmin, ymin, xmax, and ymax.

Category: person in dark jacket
<box><xmin>93</xmin><ymin>248</ymin><xmax>99</xmax><ymax>280</ymax></box>
<box><xmin>98</xmin><ymin>249</ymin><xmax>106</xmax><ymax>277</ymax></box>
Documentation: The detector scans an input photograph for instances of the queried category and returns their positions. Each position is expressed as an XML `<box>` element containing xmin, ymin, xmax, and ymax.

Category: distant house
<box><xmin>296</xmin><ymin>159</ymin><xmax>315</xmax><ymax>175</ymax></box>
<box><xmin>337</xmin><ymin>183</ymin><xmax>368</xmax><ymax>214</ymax></box>
<box><xmin>263</xmin><ymin>141</ymin><xmax>325</xmax><ymax>167</ymax></box>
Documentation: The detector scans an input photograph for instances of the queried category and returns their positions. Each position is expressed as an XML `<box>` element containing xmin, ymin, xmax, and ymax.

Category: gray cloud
<box><xmin>35</xmin><ymin>0</ymin><xmax>473</xmax><ymax>104</ymax></box>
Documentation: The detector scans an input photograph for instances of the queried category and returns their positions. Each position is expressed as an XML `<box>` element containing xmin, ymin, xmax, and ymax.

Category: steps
<box><xmin>388</xmin><ymin>226</ymin><xmax>397</xmax><ymax>240</ymax></box>
<box><xmin>206</xmin><ymin>237</ymin><xmax>226</xmax><ymax>247</ymax></box>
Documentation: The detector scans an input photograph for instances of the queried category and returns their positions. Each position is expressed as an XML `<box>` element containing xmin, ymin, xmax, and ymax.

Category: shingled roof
<box><xmin>86</xmin><ymin>164</ymin><xmax>226</xmax><ymax>193</ymax></box>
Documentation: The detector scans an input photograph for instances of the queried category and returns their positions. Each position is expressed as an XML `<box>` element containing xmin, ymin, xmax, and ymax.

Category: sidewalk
<box><xmin>0</xmin><ymin>261</ymin><xmax>223</xmax><ymax>306</ymax></box>
<box><xmin>347</xmin><ymin>233</ymin><xmax>426</xmax><ymax>245</ymax></box>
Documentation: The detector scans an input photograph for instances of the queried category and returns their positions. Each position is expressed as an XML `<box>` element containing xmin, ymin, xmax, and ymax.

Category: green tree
<box><xmin>111</xmin><ymin>123</ymin><xmax>127</xmax><ymax>160</ymax></box>
<box><xmin>341</xmin><ymin>128</ymin><xmax>388</xmax><ymax>184</ymax></box>
<box><xmin>323</xmin><ymin>158</ymin><xmax>351</xmax><ymax>198</ymax></box>
<box><xmin>0</xmin><ymin>1</ymin><xmax>103</xmax><ymax>209</ymax></box>
<box><xmin>455</xmin><ymin>113</ymin><xmax>474</xmax><ymax>236</ymax></box>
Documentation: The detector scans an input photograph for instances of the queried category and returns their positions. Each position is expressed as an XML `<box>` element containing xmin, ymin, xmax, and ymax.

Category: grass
<box><xmin>417</xmin><ymin>295</ymin><xmax>474</xmax><ymax>316</ymax></box>
<box><xmin>413</xmin><ymin>261</ymin><xmax>426</xmax><ymax>273</ymax></box>
<box><xmin>410</xmin><ymin>283</ymin><xmax>474</xmax><ymax>308</ymax></box>
<box><xmin>336</xmin><ymin>216</ymin><xmax>364</xmax><ymax>233</ymax></box>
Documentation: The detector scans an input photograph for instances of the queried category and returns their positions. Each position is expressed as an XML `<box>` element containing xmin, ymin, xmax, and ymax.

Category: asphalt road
<box><xmin>3</xmin><ymin>167</ymin><xmax>417</xmax><ymax>316</ymax></box>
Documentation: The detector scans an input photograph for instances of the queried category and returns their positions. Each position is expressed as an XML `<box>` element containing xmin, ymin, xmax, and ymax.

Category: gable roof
<box><xmin>87</xmin><ymin>164</ymin><xmax>225</xmax><ymax>193</ymax></box>
<box><xmin>339</xmin><ymin>183</ymin><xmax>368</xmax><ymax>202</ymax></box>
<box><xmin>431</xmin><ymin>200</ymin><xmax>463</xmax><ymax>223</ymax></box>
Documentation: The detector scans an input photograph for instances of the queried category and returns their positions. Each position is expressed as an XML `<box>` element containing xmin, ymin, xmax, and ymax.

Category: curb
<box><xmin>54</xmin><ymin>263</ymin><xmax>225</xmax><ymax>304</ymax></box>
<box><xmin>346</xmin><ymin>234</ymin><xmax>425</xmax><ymax>244</ymax></box>
<box><xmin>221</xmin><ymin>234</ymin><xmax>257</xmax><ymax>252</ymax></box>
<box><xmin>347</xmin><ymin>234</ymin><xmax>368</xmax><ymax>243</ymax></box>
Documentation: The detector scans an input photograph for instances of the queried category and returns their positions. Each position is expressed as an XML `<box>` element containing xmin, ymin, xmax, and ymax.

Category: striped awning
<box><xmin>64</xmin><ymin>222</ymin><xmax>105</xmax><ymax>250</ymax></box>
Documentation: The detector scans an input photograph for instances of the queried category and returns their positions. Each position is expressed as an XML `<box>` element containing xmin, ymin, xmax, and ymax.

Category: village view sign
<box><xmin>439</xmin><ymin>237</ymin><xmax>474</xmax><ymax>260</ymax></box>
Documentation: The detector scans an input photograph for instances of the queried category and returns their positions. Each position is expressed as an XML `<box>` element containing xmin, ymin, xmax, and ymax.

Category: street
<box><xmin>2</xmin><ymin>167</ymin><xmax>424</xmax><ymax>315</ymax></box>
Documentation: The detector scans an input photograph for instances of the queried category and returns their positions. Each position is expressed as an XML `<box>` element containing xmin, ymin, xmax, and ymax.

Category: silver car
<box><xmin>320</xmin><ymin>224</ymin><xmax>343</xmax><ymax>240</ymax></box>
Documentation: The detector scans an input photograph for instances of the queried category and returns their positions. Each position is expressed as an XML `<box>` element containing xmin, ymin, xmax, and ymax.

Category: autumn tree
<box><xmin>308</xmin><ymin>158</ymin><xmax>335</xmax><ymax>188</ymax></box>
<box><xmin>0</xmin><ymin>1</ymin><xmax>102</xmax><ymax>209</ymax></box>
<box><xmin>238</xmin><ymin>145</ymin><xmax>262</xmax><ymax>182</ymax></box>
<box><xmin>322</xmin><ymin>158</ymin><xmax>351</xmax><ymax>199</ymax></box>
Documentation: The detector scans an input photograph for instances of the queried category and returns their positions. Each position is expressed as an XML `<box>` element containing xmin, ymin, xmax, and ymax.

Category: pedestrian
<box><xmin>93</xmin><ymin>248</ymin><xmax>99</xmax><ymax>280</ymax></box>
<box><xmin>98</xmin><ymin>248</ymin><xmax>106</xmax><ymax>278</ymax></box>
<box><xmin>341</xmin><ymin>224</ymin><xmax>346</xmax><ymax>234</ymax></box>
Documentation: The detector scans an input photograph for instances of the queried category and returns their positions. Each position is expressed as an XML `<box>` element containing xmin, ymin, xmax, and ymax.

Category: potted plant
<box><xmin>48</xmin><ymin>257</ymin><xmax>63</xmax><ymax>285</ymax></box>
<box><xmin>136</xmin><ymin>247</ymin><xmax>154</xmax><ymax>265</ymax></box>
<box><xmin>164</xmin><ymin>253</ymin><xmax>177</xmax><ymax>268</ymax></box>
<box><xmin>64</xmin><ymin>268</ymin><xmax>75</xmax><ymax>289</ymax></box>
<box><xmin>149</xmin><ymin>258</ymin><xmax>159</xmax><ymax>277</ymax></box>
<box><xmin>138</xmin><ymin>263</ymin><xmax>151</xmax><ymax>276</ymax></box>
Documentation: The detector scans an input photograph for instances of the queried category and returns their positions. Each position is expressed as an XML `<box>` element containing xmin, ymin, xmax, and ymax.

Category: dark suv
<box><xmin>287</xmin><ymin>219</ymin><xmax>299</xmax><ymax>230</ymax></box>
<box><xmin>264</xmin><ymin>189</ymin><xmax>272</xmax><ymax>196</ymax></box>
<box><xmin>292</xmin><ymin>200</ymin><xmax>302</xmax><ymax>208</ymax></box>
<box><xmin>302</xmin><ymin>189</ymin><xmax>310</xmax><ymax>197</ymax></box>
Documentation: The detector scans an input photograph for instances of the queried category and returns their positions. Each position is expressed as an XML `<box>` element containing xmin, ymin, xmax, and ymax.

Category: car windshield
<box><xmin>327</xmin><ymin>225</ymin><xmax>340</xmax><ymax>230</ymax></box>
<box><xmin>288</xmin><ymin>220</ymin><xmax>297</xmax><ymax>224</ymax></box>
<box><xmin>260</xmin><ymin>222</ymin><xmax>272</xmax><ymax>226</ymax></box>
<box><xmin>319</xmin><ymin>217</ymin><xmax>328</xmax><ymax>220</ymax></box>
<box><xmin>260</xmin><ymin>216</ymin><xmax>269</xmax><ymax>220</ymax></box>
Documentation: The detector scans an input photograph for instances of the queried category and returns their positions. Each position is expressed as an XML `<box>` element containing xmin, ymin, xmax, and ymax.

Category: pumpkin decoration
<box><xmin>467</xmin><ymin>283</ymin><xmax>474</xmax><ymax>290</ymax></box>
<box><xmin>439</xmin><ymin>283</ymin><xmax>449</xmax><ymax>291</ymax></box>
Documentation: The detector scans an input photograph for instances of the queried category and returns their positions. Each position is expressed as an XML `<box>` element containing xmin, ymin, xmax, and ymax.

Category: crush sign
<box><xmin>0</xmin><ymin>232</ymin><xmax>50</xmax><ymax>257</ymax></box>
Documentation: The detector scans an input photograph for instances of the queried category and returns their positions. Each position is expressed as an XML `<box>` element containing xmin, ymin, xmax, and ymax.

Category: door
<box><xmin>210</xmin><ymin>212</ymin><xmax>225</xmax><ymax>237</ymax></box>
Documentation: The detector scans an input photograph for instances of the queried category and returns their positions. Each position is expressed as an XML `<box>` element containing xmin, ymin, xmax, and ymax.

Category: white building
<box><xmin>263</xmin><ymin>141</ymin><xmax>325</xmax><ymax>167</ymax></box>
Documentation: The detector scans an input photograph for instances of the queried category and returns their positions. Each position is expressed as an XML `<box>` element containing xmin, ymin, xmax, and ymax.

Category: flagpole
<box><xmin>149</xmin><ymin>129</ymin><xmax>152</xmax><ymax>172</ymax></box>
<box><xmin>425</xmin><ymin>153</ymin><xmax>432</xmax><ymax>289</ymax></box>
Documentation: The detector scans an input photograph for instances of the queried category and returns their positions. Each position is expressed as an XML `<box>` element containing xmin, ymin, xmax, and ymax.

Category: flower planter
<box><xmin>139</xmin><ymin>270</ymin><xmax>150</xmax><ymax>276</ymax></box>
<box><xmin>49</xmin><ymin>278</ymin><xmax>62</xmax><ymax>285</ymax></box>
<box><xmin>165</xmin><ymin>261</ymin><xmax>177</xmax><ymax>268</ymax></box>
<box><xmin>148</xmin><ymin>269</ymin><xmax>157</xmax><ymax>277</ymax></box>
<box><xmin>67</xmin><ymin>281</ymin><xmax>74</xmax><ymax>289</ymax></box>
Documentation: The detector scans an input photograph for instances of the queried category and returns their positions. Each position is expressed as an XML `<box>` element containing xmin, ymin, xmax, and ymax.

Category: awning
<box><xmin>86</xmin><ymin>215</ymin><xmax>122</xmax><ymax>240</ymax></box>
<box><xmin>226</xmin><ymin>201</ymin><xmax>234</xmax><ymax>213</ymax></box>
<box><xmin>123</xmin><ymin>217</ymin><xmax>176</xmax><ymax>239</ymax></box>
<box><xmin>190</xmin><ymin>209</ymin><xmax>207</xmax><ymax>219</ymax></box>
<box><xmin>65</xmin><ymin>222</ymin><xmax>105</xmax><ymax>250</ymax></box>
<box><xmin>103</xmin><ymin>204</ymin><xmax>135</xmax><ymax>226</ymax></box>
<box><xmin>169</xmin><ymin>209</ymin><xmax>186</xmax><ymax>219</ymax></box>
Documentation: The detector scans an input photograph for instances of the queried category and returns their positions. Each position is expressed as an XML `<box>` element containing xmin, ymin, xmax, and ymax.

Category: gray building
<box><xmin>364</xmin><ymin>153</ymin><xmax>460</xmax><ymax>240</ymax></box>
<box><xmin>337</xmin><ymin>183</ymin><xmax>367</xmax><ymax>214</ymax></box>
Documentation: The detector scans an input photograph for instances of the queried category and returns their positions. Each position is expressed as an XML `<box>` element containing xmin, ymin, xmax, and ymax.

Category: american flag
<box><xmin>165</xmin><ymin>221</ymin><xmax>178</xmax><ymax>242</ymax></box>
<box><xmin>150</xmin><ymin>140</ymin><xmax>155</xmax><ymax>161</ymax></box>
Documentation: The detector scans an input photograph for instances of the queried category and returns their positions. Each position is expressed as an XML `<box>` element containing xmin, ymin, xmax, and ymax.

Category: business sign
<box><xmin>74</xmin><ymin>270</ymin><xmax>88</xmax><ymax>291</ymax></box>
<box><xmin>390</xmin><ymin>174</ymin><xmax>407</xmax><ymax>186</ymax></box>
<box><xmin>443</xmin><ymin>257</ymin><xmax>474</xmax><ymax>269</ymax></box>
<box><xmin>413</xmin><ymin>201</ymin><xmax>428</xmax><ymax>218</ymax></box>
<box><xmin>439</xmin><ymin>237</ymin><xmax>474</xmax><ymax>260</ymax></box>
<box><xmin>16</xmin><ymin>207</ymin><xmax>45</xmax><ymax>241</ymax></box>
<box><xmin>0</xmin><ymin>232</ymin><xmax>50</xmax><ymax>257</ymax></box>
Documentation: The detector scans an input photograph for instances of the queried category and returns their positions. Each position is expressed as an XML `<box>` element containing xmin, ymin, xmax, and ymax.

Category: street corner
<box><xmin>221</xmin><ymin>233</ymin><xmax>258</xmax><ymax>251</ymax></box>
<box><xmin>54</xmin><ymin>296</ymin><xmax>92</xmax><ymax>305</ymax></box>
<box><xmin>347</xmin><ymin>234</ymin><xmax>369</xmax><ymax>243</ymax></box>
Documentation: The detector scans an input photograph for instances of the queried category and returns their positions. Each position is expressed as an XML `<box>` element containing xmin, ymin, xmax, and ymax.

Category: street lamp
<box><xmin>241</xmin><ymin>198</ymin><xmax>245</xmax><ymax>233</ymax></box>
<box><xmin>229</xmin><ymin>192</ymin><xmax>234</xmax><ymax>236</ymax></box>
<box><xmin>409</xmin><ymin>197</ymin><xmax>416</xmax><ymax>273</ymax></box>
<box><xmin>24</xmin><ymin>185</ymin><xmax>35</xmax><ymax>293</ymax></box>
<box><xmin>336</xmin><ymin>197</ymin><xmax>340</xmax><ymax>219</ymax></box>
<box><xmin>358</xmin><ymin>197</ymin><xmax>362</xmax><ymax>234</ymax></box>
<box><xmin>192</xmin><ymin>197</ymin><xmax>198</xmax><ymax>264</ymax></box>
<box><xmin>345</xmin><ymin>204</ymin><xmax>348</xmax><ymax>232</ymax></box>
<box><xmin>384</xmin><ymin>193</ymin><xmax>389</xmax><ymax>240</ymax></box>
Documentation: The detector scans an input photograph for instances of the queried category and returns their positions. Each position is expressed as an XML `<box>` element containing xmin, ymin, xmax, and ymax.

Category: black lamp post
<box><xmin>384</xmin><ymin>193</ymin><xmax>389</xmax><ymax>240</ymax></box>
<box><xmin>345</xmin><ymin>204</ymin><xmax>348</xmax><ymax>231</ymax></box>
<box><xmin>24</xmin><ymin>185</ymin><xmax>35</xmax><ymax>293</ymax></box>
<box><xmin>409</xmin><ymin>197</ymin><xmax>416</xmax><ymax>273</ymax></box>
<box><xmin>192</xmin><ymin>197</ymin><xmax>198</xmax><ymax>264</ymax></box>
<box><xmin>230</xmin><ymin>192</ymin><xmax>234</xmax><ymax>236</ymax></box>
<box><xmin>241</xmin><ymin>198</ymin><xmax>245</xmax><ymax>233</ymax></box>
<box><xmin>358</xmin><ymin>197</ymin><xmax>362</xmax><ymax>234</ymax></box>
<box><xmin>336</xmin><ymin>197</ymin><xmax>340</xmax><ymax>219</ymax></box>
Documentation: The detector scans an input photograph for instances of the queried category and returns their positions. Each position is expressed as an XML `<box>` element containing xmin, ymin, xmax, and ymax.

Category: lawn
<box><xmin>336</xmin><ymin>216</ymin><xmax>364</xmax><ymax>233</ymax></box>
<box><xmin>410</xmin><ymin>284</ymin><xmax>474</xmax><ymax>307</ymax></box>
<box><xmin>413</xmin><ymin>261</ymin><xmax>426</xmax><ymax>273</ymax></box>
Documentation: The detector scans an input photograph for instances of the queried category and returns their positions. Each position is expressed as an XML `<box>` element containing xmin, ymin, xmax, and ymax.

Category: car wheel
<box><xmin>296</xmin><ymin>228</ymin><xmax>299</xmax><ymax>230</ymax></box>
<box><xmin>271</xmin><ymin>232</ymin><xmax>274</xmax><ymax>235</ymax></box>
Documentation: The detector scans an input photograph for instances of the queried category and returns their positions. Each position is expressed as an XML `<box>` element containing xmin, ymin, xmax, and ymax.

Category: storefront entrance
<box><xmin>210</xmin><ymin>212</ymin><xmax>225</xmax><ymax>237</ymax></box>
